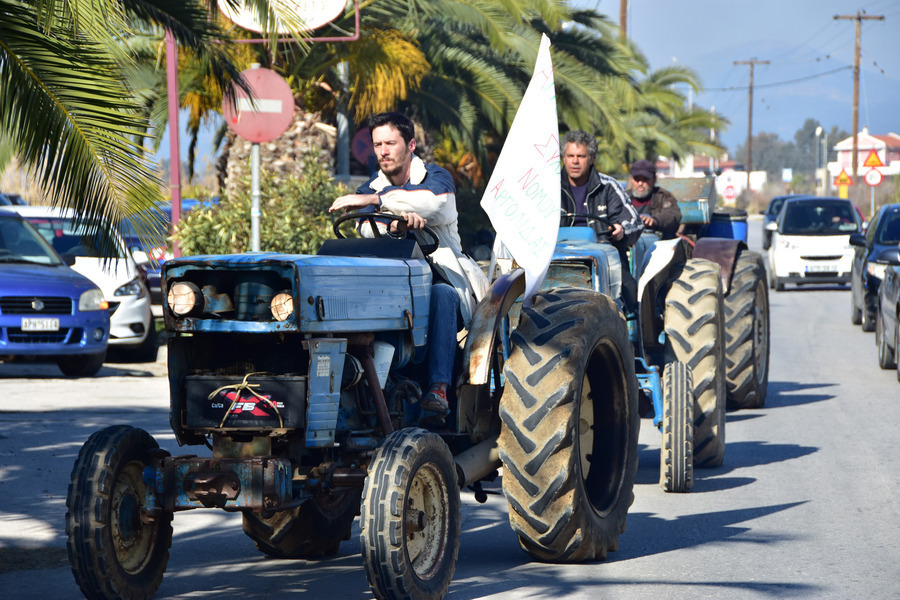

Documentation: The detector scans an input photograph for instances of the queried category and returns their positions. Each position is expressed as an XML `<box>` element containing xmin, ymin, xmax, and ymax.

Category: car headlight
<box><xmin>867</xmin><ymin>261</ymin><xmax>888</xmax><ymax>280</ymax></box>
<box><xmin>115</xmin><ymin>276</ymin><xmax>147</xmax><ymax>298</ymax></box>
<box><xmin>167</xmin><ymin>281</ymin><xmax>203</xmax><ymax>317</ymax></box>
<box><xmin>270</xmin><ymin>291</ymin><xmax>294</xmax><ymax>322</ymax></box>
<box><xmin>79</xmin><ymin>288</ymin><xmax>109</xmax><ymax>312</ymax></box>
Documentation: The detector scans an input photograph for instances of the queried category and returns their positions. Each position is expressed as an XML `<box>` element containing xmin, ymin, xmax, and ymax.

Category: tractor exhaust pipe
<box><xmin>453</xmin><ymin>433</ymin><xmax>501</xmax><ymax>488</ymax></box>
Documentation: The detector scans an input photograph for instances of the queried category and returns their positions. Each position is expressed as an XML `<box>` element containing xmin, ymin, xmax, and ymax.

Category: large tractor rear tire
<box><xmin>660</xmin><ymin>361</ymin><xmax>693</xmax><ymax>493</ymax></box>
<box><xmin>665</xmin><ymin>259</ymin><xmax>727</xmax><ymax>468</ymax></box>
<box><xmin>66</xmin><ymin>425</ymin><xmax>172</xmax><ymax>600</ymax></box>
<box><xmin>361</xmin><ymin>428</ymin><xmax>460</xmax><ymax>600</ymax></box>
<box><xmin>242</xmin><ymin>488</ymin><xmax>361</xmax><ymax>559</ymax></box>
<box><xmin>499</xmin><ymin>288</ymin><xmax>639</xmax><ymax>562</ymax></box>
<box><xmin>724</xmin><ymin>251</ymin><xmax>770</xmax><ymax>409</ymax></box>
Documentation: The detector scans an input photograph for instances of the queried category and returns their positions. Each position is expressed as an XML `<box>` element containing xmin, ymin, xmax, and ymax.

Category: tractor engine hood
<box><xmin>161</xmin><ymin>252</ymin><xmax>431</xmax><ymax>345</ymax></box>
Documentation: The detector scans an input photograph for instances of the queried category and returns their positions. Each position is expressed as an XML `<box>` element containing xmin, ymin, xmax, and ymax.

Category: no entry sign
<box><xmin>223</xmin><ymin>67</ymin><xmax>294</xmax><ymax>143</ymax></box>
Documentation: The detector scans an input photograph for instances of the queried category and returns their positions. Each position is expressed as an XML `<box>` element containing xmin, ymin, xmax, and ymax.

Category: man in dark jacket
<box><xmin>627</xmin><ymin>159</ymin><xmax>682</xmax><ymax>239</ymax></box>
<box><xmin>560</xmin><ymin>130</ymin><xmax>643</xmax><ymax>313</ymax></box>
<box><xmin>560</xmin><ymin>131</ymin><xmax>643</xmax><ymax>246</ymax></box>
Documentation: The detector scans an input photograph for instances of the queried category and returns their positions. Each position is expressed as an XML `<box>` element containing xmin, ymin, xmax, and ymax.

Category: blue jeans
<box><xmin>427</xmin><ymin>283</ymin><xmax>459</xmax><ymax>387</ymax></box>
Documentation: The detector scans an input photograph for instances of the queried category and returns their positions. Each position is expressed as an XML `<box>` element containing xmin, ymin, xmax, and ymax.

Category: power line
<box><xmin>705</xmin><ymin>66</ymin><xmax>851</xmax><ymax>92</ymax></box>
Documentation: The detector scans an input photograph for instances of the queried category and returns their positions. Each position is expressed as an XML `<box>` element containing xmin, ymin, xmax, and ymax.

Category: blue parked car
<box><xmin>875</xmin><ymin>257</ymin><xmax>900</xmax><ymax>376</ymax></box>
<box><xmin>849</xmin><ymin>203</ymin><xmax>900</xmax><ymax>331</ymax></box>
<box><xmin>0</xmin><ymin>211</ymin><xmax>109</xmax><ymax>376</ymax></box>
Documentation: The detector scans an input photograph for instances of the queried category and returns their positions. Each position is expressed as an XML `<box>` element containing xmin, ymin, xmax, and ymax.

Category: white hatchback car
<box><xmin>8</xmin><ymin>206</ymin><xmax>156</xmax><ymax>360</ymax></box>
<box><xmin>767</xmin><ymin>196</ymin><xmax>861</xmax><ymax>291</ymax></box>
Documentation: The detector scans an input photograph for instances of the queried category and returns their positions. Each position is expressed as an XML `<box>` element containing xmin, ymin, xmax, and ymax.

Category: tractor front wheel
<box><xmin>660</xmin><ymin>361</ymin><xmax>693</xmax><ymax>493</ymax></box>
<box><xmin>66</xmin><ymin>425</ymin><xmax>172</xmax><ymax>600</ymax></box>
<box><xmin>361</xmin><ymin>428</ymin><xmax>460</xmax><ymax>600</ymax></box>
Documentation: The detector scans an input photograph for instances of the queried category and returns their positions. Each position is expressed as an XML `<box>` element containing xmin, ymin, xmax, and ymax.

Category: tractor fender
<box><xmin>636</xmin><ymin>238</ymin><xmax>692</xmax><ymax>352</ymax></box>
<box><xmin>692</xmin><ymin>237</ymin><xmax>747</xmax><ymax>294</ymax></box>
<box><xmin>460</xmin><ymin>268</ymin><xmax>526</xmax><ymax>386</ymax></box>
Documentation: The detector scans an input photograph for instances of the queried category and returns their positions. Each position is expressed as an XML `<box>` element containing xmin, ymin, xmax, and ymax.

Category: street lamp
<box><xmin>815</xmin><ymin>126</ymin><xmax>823</xmax><ymax>194</ymax></box>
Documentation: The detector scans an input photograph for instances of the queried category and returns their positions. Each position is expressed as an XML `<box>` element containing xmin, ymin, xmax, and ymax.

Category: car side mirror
<box><xmin>62</xmin><ymin>253</ymin><xmax>76</xmax><ymax>266</ymax></box>
<box><xmin>876</xmin><ymin>246</ymin><xmax>900</xmax><ymax>265</ymax></box>
<box><xmin>848</xmin><ymin>233</ymin><xmax>867</xmax><ymax>247</ymax></box>
<box><xmin>765</xmin><ymin>221</ymin><xmax>778</xmax><ymax>232</ymax></box>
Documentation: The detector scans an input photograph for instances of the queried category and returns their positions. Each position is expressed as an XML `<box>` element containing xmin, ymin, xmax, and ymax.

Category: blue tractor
<box><xmin>65</xmin><ymin>212</ymin><xmax>640</xmax><ymax>600</ymax></box>
<box><xmin>534</xmin><ymin>176</ymin><xmax>769</xmax><ymax>493</ymax></box>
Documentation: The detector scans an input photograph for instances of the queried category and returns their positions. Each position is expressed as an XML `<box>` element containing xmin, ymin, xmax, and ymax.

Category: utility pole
<box><xmin>834</xmin><ymin>11</ymin><xmax>884</xmax><ymax>191</ymax></box>
<box><xmin>734</xmin><ymin>58</ymin><xmax>769</xmax><ymax>193</ymax></box>
<box><xmin>619</xmin><ymin>0</ymin><xmax>628</xmax><ymax>38</ymax></box>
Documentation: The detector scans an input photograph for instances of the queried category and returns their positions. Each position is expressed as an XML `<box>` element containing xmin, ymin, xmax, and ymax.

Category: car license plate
<box><xmin>806</xmin><ymin>264</ymin><xmax>836</xmax><ymax>273</ymax></box>
<box><xmin>21</xmin><ymin>318</ymin><xmax>60</xmax><ymax>331</ymax></box>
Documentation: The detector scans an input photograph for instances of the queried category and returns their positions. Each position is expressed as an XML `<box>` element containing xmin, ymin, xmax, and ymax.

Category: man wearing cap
<box><xmin>627</xmin><ymin>159</ymin><xmax>682</xmax><ymax>240</ymax></box>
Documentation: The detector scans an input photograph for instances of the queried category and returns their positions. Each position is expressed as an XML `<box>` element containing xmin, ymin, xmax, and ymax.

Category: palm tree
<box><xmin>0</xmin><ymin>1</ymin><xmax>303</xmax><ymax>231</ymax></box>
<box><xmin>285</xmin><ymin>2</ymin><xmax>723</xmax><ymax>180</ymax></box>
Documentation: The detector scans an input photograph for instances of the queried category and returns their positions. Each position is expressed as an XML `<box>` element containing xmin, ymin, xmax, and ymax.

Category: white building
<box><xmin>827</xmin><ymin>128</ymin><xmax>900</xmax><ymax>187</ymax></box>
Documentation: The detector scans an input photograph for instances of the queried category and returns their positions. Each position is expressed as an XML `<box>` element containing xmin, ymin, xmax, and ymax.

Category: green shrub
<box><xmin>175</xmin><ymin>161</ymin><xmax>348</xmax><ymax>256</ymax></box>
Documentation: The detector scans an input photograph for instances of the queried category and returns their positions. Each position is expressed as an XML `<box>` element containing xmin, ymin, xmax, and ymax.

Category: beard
<box><xmin>381</xmin><ymin>160</ymin><xmax>403</xmax><ymax>179</ymax></box>
<box><xmin>631</xmin><ymin>186</ymin><xmax>652</xmax><ymax>200</ymax></box>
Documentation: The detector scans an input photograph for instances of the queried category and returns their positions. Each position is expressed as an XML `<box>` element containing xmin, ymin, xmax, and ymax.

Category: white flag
<box><xmin>480</xmin><ymin>34</ymin><xmax>559</xmax><ymax>306</ymax></box>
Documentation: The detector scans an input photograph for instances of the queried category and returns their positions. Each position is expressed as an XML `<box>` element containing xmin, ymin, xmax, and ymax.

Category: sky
<box><xmin>583</xmin><ymin>0</ymin><xmax>900</xmax><ymax>155</ymax></box>
<box><xmin>160</xmin><ymin>0</ymin><xmax>900</xmax><ymax>168</ymax></box>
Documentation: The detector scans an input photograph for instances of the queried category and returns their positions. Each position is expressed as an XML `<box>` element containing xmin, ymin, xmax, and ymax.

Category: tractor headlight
<box><xmin>270</xmin><ymin>291</ymin><xmax>294</xmax><ymax>322</ymax></box>
<box><xmin>167</xmin><ymin>281</ymin><xmax>203</xmax><ymax>317</ymax></box>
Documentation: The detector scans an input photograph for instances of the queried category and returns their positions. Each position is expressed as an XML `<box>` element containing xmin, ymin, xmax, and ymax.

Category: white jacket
<box><xmin>359</xmin><ymin>157</ymin><xmax>489</xmax><ymax>326</ymax></box>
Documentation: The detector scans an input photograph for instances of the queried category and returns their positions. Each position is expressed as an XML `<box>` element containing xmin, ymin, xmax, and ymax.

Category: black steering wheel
<box><xmin>331</xmin><ymin>211</ymin><xmax>440</xmax><ymax>256</ymax></box>
<box><xmin>559</xmin><ymin>212</ymin><xmax>613</xmax><ymax>242</ymax></box>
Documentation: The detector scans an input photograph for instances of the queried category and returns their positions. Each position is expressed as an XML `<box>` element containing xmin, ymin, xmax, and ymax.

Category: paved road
<box><xmin>2</xmin><ymin>218</ymin><xmax>898</xmax><ymax>599</ymax></box>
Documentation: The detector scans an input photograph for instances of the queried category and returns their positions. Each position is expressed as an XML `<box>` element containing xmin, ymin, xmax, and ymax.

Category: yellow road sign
<box><xmin>863</xmin><ymin>149</ymin><xmax>884</xmax><ymax>168</ymax></box>
<box><xmin>833</xmin><ymin>169</ymin><xmax>853</xmax><ymax>186</ymax></box>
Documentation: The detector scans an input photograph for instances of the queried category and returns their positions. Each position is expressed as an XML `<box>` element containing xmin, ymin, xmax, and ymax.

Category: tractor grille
<box><xmin>0</xmin><ymin>296</ymin><xmax>72</xmax><ymax>315</ymax></box>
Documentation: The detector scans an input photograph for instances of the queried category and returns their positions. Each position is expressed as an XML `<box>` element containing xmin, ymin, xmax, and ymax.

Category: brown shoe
<box><xmin>420</xmin><ymin>389</ymin><xmax>449</xmax><ymax>415</ymax></box>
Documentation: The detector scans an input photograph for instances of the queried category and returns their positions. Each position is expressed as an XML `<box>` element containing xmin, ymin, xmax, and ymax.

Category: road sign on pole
<box><xmin>219</xmin><ymin>0</ymin><xmax>347</xmax><ymax>32</ymax></box>
<box><xmin>863</xmin><ymin>149</ymin><xmax>885</xmax><ymax>169</ymax></box>
<box><xmin>223</xmin><ymin>66</ymin><xmax>295</xmax><ymax>252</ymax></box>
<box><xmin>223</xmin><ymin>66</ymin><xmax>294</xmax><ymax>144</ymax></box>
<box><xmin>864</xmin><ymin>168</ymin><xmax>883</xmax><ymax>187</ymax></box>
<box><xmin>833</xmin><ymin>169</ymin><xmax>853</xmax><ymax>187</ymax></box>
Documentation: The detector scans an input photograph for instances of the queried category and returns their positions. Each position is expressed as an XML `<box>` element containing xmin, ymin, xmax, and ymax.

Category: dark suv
<box><xmin>850</xmin><ymin>204</ymin><xmax>900</xmax><ymax>331</ymax></box>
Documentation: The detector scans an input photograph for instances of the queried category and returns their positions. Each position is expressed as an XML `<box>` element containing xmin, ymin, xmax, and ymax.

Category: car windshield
<box><xmin>781</xmin><ymin>200</ymin><xmax>858</xmax><ymax>235</ymax></box>
<box><xmin>27</xmin><ymin>216</ymin><xmax>126</xmax><ymax>259</ymax></box>
<box><xmin>877</xmin><ymin>210</ymin><xmax>900</xmax><ymax>245</ymax></box>
<box><xmin>768</xmin><ymin>197</ymin><xmax>787</xmax><ymax>218</ymax></box>
<box><xmin>0</xmin><ymin>217</ymin><xmax>65</xmax><ymax>265</ymax></box>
